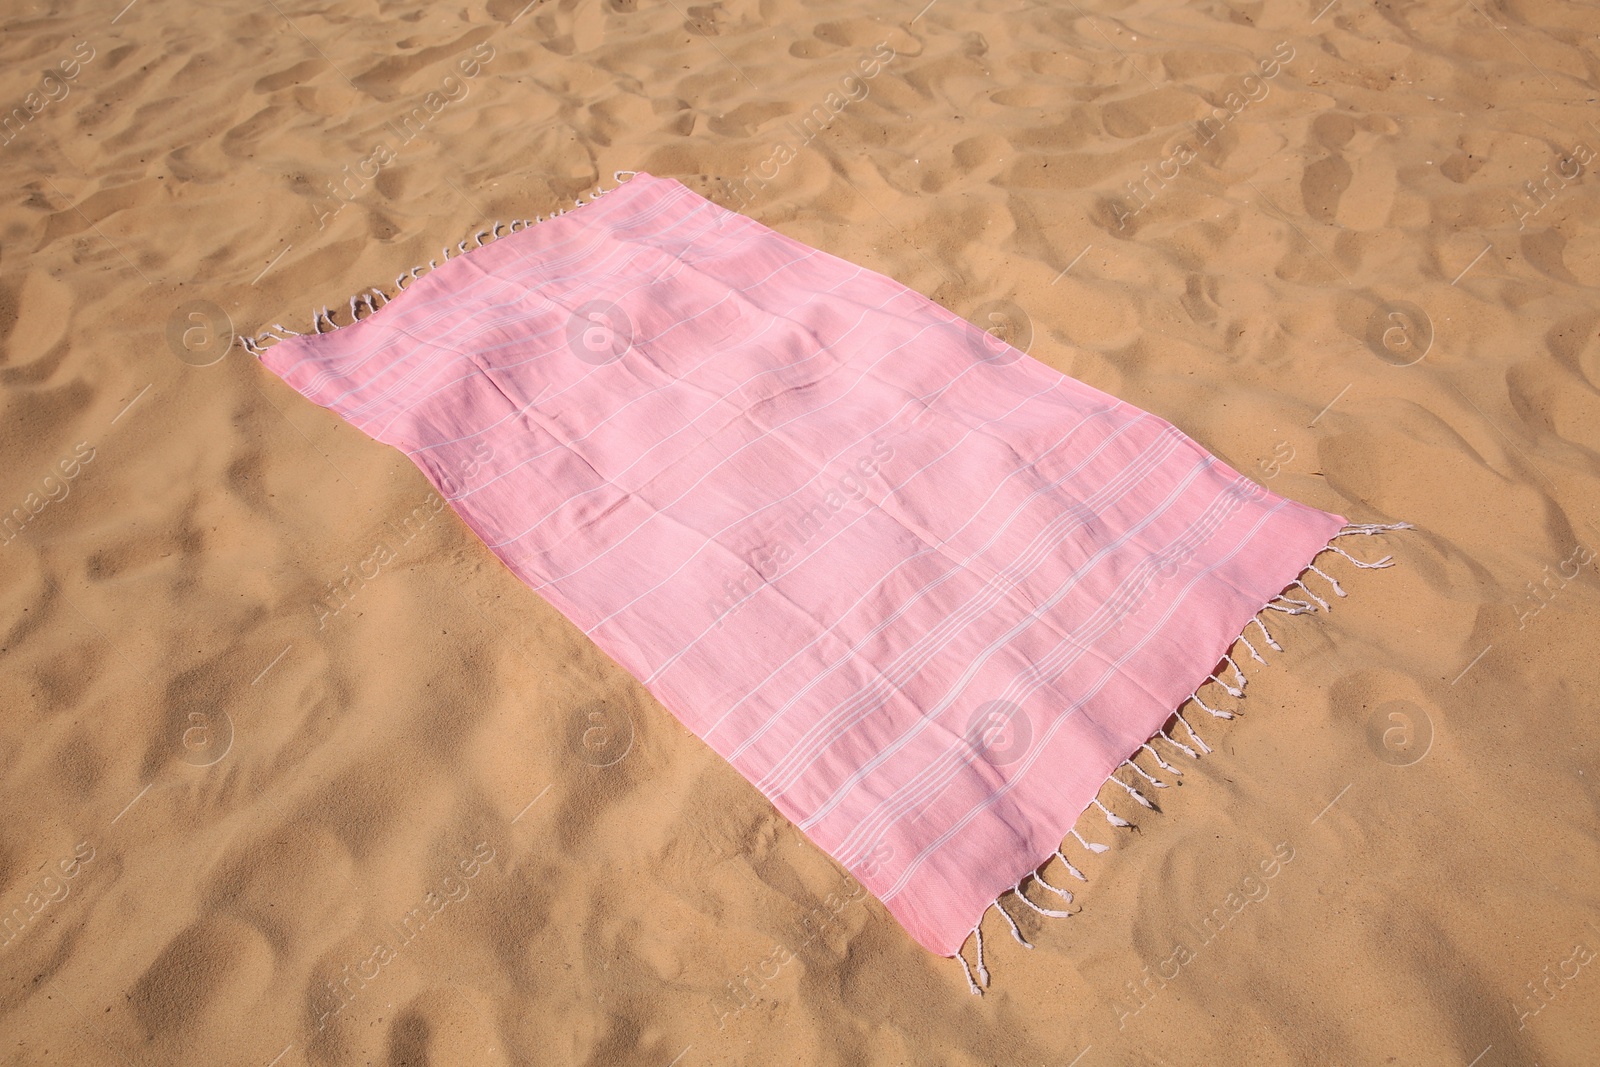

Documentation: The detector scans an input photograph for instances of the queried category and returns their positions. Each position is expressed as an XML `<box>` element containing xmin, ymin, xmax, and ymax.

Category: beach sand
<box><xmin>2</xmin><ymin>0</ymin><xmax>1598</xmax><ymax>1064</ymax></box>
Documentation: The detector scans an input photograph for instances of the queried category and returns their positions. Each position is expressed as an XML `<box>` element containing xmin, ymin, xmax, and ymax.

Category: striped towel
<box><xmin>257</xmin><ymin>171</ymin><xmax>1391</xmax><ymax>983</ymax></box>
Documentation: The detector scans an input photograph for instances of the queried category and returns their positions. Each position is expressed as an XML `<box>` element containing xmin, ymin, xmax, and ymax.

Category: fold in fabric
<box><xmin>258</xmin><ymin>172</ymin><xmax>1346</xmax><ymax>957</ymax></box>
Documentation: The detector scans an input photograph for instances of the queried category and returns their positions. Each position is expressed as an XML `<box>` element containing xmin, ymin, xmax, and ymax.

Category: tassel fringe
<box><xmin>953</xmin><ymin>520</ymin><xmax>1411</xmax><ymax>993</ymax></box>
<box><xmin>1053</xmin><ymin>847</ymin><xmax>1087</xmax><ymax>883</ymax></box>
<box><xmin>1155</xmin><ymin>728</ymin><xmax>1199</xmax><ymax>760</ymax></box>
<box><xmin>1032</xmin><ymin>870</ymin><xmax>1074</xmax><ymax>904</ymax></box>
<box><xmin>238</xmin><ymin>171</ymin><xmax>640</xmax><ymax>356</ymax></box>
<box><xmin>1107</xmin><ymin>772</ymin><xmax>1156</xmax><ymax>808</ymax></box>
<box><xmin>1068</xmin><ymin>828</ymin><xmax>1109</xmax><ymax>854</ymax></box>
<box><xmin>1251</xmin><ymin>616</ymin><xmax>1281</xmax><ymax>651</ymax></box>
<box><xmin>1124</xmin><ymin>754</ymin><xmax>1169</xmax><ymax>785</ymax></box>
<box><xmin>1175</xmin><ymin>709</ymin><xmax>1212</xmax><ymax>753</ymax></box>
<box><xmin>994</xmin><ymin>897</ymin><xmax>1032</xmax><ymax>949</ymax></box>
<box><xmin>1012</xmin><ymin>882</ymin><xmax>1072</xmax><ymax>919</ymax></box>
<box><xmin>1092</xmin><ymin>797</ymin><xmax>1131</xmax><ymax>827</ymax></box>
<box><xmin>1140</xmin><ymin>742</ymin><xmax>1180</xmax><ymax>774</ymax></box>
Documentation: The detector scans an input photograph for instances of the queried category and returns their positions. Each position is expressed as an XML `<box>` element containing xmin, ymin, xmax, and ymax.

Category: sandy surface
<box><xmin>3</xmin><ymin>0</ymin><xmax>1599</xmax><ymax>1064</ymax></box>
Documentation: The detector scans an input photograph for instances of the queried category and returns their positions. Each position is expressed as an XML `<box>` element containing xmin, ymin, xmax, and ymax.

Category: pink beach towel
<box><xmin>255</xmin><ymin>171</ymin><xmax>1386</xmax><ymax>977</ymax></box>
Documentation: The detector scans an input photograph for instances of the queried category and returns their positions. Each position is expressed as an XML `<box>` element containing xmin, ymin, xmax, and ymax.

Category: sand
<box><xmin>3</xmin><ymin>0</ymin><xmax>1598</xmax><ymax>1064</ymax></box>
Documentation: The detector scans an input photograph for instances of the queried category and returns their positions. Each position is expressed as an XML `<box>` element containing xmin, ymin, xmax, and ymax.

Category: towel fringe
<box><xmin>1207</xmin><ymin>672</ymin><xmax>1243</xmax><ymax>699</ymax></box>
<box><xmin>1189</xmin><ymin>691</ymin><xmax>1233</xmax><ymax>719</ymax></box>
<box><xmin>1250</xmin><ymin>616</ymin><xmax>1282</xmax><ymax>651</ymax></box>
<box><xmin>956</xmin><ymin>520</ymin><xmax>1413</xmax><ymax>992</ymax></box>
<box><xmin>239</xmin><ymin>170</ymin><xmax>641</xmax><ymax>355</ymax></box>
<box><xmin>957</xmin><ymin>944</ymin><xmax>982</xmax><ymax>995</ymax></box>
<box><xmin>1053</xmin><ymin>847</ymin><xmax>1087</xmax><ymax>882</ymax></box>
<box><xmin>1120</xmin><ymin>755</ymin><xmax>1171</xmax><ymax>790</ymax></box>
<box><xmin>994</xmin><ymin>896</ymin><xmax>1033</xmax><ymax>948</ymax></box>
<box><xmin>1333</xmin><ymin>521</ymin><xmax>1414</xmax><ymax>538</ymax></box>
<box><xmin>1174</xmin><ymin>709</ymin><xmax>1212</xmax><ymax>753</ymax></box>
<box><xmin>1306</xmin><ymin>563</ymin><xmax>1346</xmax><ymax>598</ymax></box>
<box><xmin>1091</xmin><ymin>796</ymin><xmax>1132</xmax><ymax>827</ymax></box>
<box><xmin>1328</xmin><ymin>543</ymin><xmax>1393</xmax><ymax>569</ymax></box>
<box><xmin>1031</xmin><ymin>870</ymin><xmax>1074</xmax><ymax>904</ymax></box>
<box><xmin>1012</xmin><ymin>881</ymin><xmax>1072</xmax><ymax>919</ymax></box>
<box><xmin>955</xmin><ymin>918</ymin><xmax>989</xmax><ymax>995</ymax></box>
<box><xmin>973</xmin><ymin>922</ymin><xmax>989</xmax><ymax>984</ymax></box>
<box><xmin>1109</xmin><ymin>768</ymin><xmax>1159</xmax><ymax>804</ymax></box>
<box><xmin>1124</xmin><ymin>753</ymin><xmax>1169</xmax><ymax>785</ymax></box>
<box><xmin>1140</xmin><ymin>741</ymin><xmax>1180</xmax><ymax>774</ymax></box>
<box><xmin>1291</xmin><ymin>578</ymin><xmax>1331</xmax><ymax>611</ymax></box>
<box><xmin>1155</xmin><ymin>728</ymin><xmax>1199</xmax><ymax>760</ymax></box>
<box><xmin>1068</xmin><ymin>828</ymin><xmax>1109</xmax><ymax>854</ymax></box>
